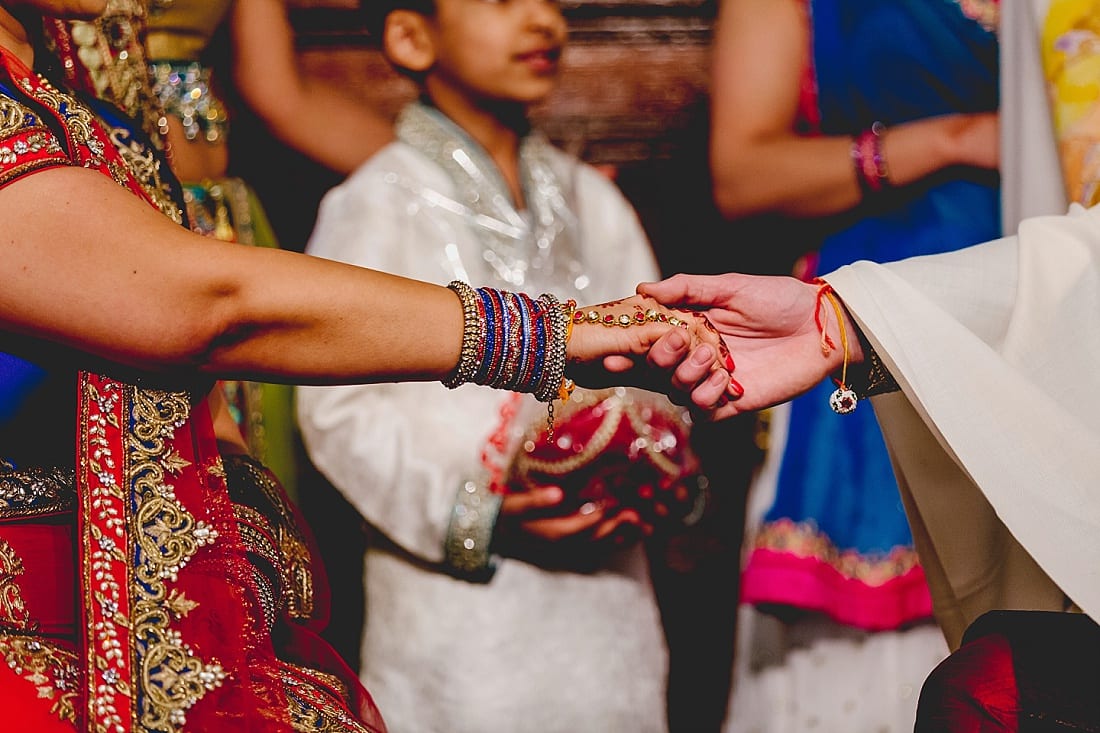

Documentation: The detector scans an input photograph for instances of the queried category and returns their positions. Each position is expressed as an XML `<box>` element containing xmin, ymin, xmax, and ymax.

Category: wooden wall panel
<box><xmin>285</xmin><ymin>0</ymin><xmax>715</xmax><ymax>166</ymax></box>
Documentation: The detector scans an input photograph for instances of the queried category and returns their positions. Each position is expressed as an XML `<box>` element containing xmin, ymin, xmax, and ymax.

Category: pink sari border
<box><xmin>741</xmin><ymin>549</ymin><xmax>934</xmax><ymax>630</ymax></box>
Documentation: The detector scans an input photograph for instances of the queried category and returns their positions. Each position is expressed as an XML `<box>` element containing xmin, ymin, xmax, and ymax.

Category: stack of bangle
<box><xmin>851</xmin><ymin>121</ymin><xmax>891</xmax><ymax>196</ymax></box>
<box><xmin>444</xmin><ymin>281</ymin><xmax>574</xmax><ymax>418</ymax></box>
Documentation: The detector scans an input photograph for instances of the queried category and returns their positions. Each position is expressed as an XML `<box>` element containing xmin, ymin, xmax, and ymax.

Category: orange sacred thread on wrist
<box><xmin>812</xmin><ymin>279</ymin><xmax>837</xmax><ymax>356</ymax></box>
<box><xmin>813</xmin><ymin>278</ymin><xmax>857</xmax><ymax>414</ymax></box>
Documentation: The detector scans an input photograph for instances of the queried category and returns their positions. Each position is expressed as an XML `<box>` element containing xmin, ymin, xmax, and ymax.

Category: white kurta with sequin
<box><xmin>298</xmin><ymin>139</ymin><xmax>669</xmax><ymax>733</ymax></box>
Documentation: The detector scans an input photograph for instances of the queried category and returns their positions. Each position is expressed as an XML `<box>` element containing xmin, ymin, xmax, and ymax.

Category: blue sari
<box><xmin>742</xmin><ymin>0</ymin><xmax>1001</xmax><ymax>630</ymax></box>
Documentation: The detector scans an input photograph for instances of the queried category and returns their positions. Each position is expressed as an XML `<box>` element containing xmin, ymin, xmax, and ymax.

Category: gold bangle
<box><xmin>443</xmin><ymin>280</ymin><xmax>482</xmax><ymax>389</ymax></box>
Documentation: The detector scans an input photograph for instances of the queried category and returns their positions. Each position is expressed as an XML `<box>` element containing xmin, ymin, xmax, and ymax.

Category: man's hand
<box><xmin>637</xmin><ymin>272</ymin><xmax>863</xmax><ymax>419</ymax></box>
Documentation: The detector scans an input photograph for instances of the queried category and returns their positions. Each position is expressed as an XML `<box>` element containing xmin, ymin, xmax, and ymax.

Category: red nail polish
<box><xmin>729</xmin><ymin>377</ymin><xmax>744</xmax><ymax>397</ymax></box>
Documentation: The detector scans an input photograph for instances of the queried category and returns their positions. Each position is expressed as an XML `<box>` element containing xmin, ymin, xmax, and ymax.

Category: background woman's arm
<box><xmin>709</xmin><ymin>0</ymin><xmax>998</xmax><ymax>220</ymax></box>
<box><xmin>229</xmin><ymin>0</ymin><xmax>394</xmax><ymax>174</ymax></box>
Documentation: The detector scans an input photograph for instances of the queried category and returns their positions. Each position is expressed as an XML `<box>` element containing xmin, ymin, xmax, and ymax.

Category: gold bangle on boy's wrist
<box><xmin>443</xmin><ymin>479</ymin><xmax>502</xmax><ymax>582</ymax></box>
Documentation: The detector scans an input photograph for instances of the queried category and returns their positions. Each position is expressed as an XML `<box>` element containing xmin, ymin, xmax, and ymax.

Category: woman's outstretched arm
<box><xmin>0</xmin><ymin>166</ymin><xmax>710</xmax><ymax>386</ymax></box>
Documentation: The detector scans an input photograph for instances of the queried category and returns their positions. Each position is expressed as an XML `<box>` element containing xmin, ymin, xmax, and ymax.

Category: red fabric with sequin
<box><xmin>0</xmin><ymin>47</ymin><xmax>385</xmax><ymax>733</ymax></box>
<box><xmin>508</xmin><ymin>390</ymin><xmax>703</xmax><ymax>527</ymax></box>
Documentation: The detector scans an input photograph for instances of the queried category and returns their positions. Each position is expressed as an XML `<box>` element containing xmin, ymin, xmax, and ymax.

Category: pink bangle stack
<box><xmin>851</xmin><ymin>121</ymin><xmax>891</xmax><ymax>195</ymax></box>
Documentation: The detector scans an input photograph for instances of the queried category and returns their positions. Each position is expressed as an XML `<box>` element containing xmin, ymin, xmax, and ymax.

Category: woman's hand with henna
<box><xmin>564</xmin><ymin>293</ymin><xmax>733</xmax><ymax>394</ymax></box>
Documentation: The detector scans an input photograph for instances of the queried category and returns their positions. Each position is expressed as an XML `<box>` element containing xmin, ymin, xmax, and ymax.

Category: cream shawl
<box><xmin>824</xmin><ymin>203</ymin><xmax>1100</xmax><ymax>649</ymax></box>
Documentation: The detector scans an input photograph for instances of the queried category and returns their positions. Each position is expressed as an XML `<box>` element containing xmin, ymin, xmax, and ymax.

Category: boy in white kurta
<box><xmin>296</xmin><ymin>2</ymin><xmax>690</xmax><ymax>731</ymax></box>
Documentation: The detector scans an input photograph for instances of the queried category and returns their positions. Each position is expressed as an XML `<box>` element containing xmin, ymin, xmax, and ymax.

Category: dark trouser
<box><xmin>914</xmin><ymin>610</ymin><xmax>1100</xmax><ymax>732</ymax></box>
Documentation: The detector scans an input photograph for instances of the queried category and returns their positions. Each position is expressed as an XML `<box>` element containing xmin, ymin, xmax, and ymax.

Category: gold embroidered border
<box><xmin>223</xmin><ymin>454</ymin><xmax>315</xmax><ymax>619</ymax></box>
<box><xmin>106</xmin><ymin>125</ymin><xmax>183</xmax><ymax>225</ymax></box>
<box><xmin>0</xmin><ymin>632</ymin><xmax>80</xmax><ymax>723</ymax></box>
<box><xmin>752</xmin><ymin>518</ymin><xmax>921</xmax><ymax>587</ymax></box>
<box><xmin>0</xmin><ymin>96</ymin><xmax>30</xmax><ymax>136</ymax></box>
<box><xmin>127</xmin><ymin>386</ymin><xmax>223</xmax><ymax>733</ymax></box>
<box><xmin>79</xmin><ymin>375</ymin><xmax>133</xmax><ymax>733</ymax></box>
<box><xmin>281</xmin><ymin>663</ymin><xmax>374</xmax><ymax>733</ymax></box>
<box><xmin>20</xmin><ymin>68</ymin><xmax>181</xmax><ymax>223</ymax></box>
<box><xmin>0</xmin><ymin>464</ymin><xmax>75</xmax><ymax>521</ymax></box>
<box><xmin>0</xmin><ymin>538</ymin><xmax>34</xmax><ymax>631</ymax></box>
<box><xmin>0</xmin><ymin>84</ymin><xmax>75</xmax><ymax>186</ymax></box>
<box><xmin>26</xmin><ymin>78</ymin><xmax>105</xmax><ymax>164</ymax></box>
<box><xmin>0</xmin><ymin>127</ymin><xmax>67</xmax><ymax>188</ymax></box>
<box><xmin>79</xmin><ymin>376</ymin><xmax>226</xmax><ymax>733</ymax></box>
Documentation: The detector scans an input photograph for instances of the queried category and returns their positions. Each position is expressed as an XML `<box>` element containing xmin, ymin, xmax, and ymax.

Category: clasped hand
<box><xmin>565</xmin><ymin>274</ymin><xmax>866</xmax><ymax>421</ymax></box>
<box><xmin>639</xmin><ymin>272</ymin><xmax>866</xmax><ymax>419</ymax></box>
<box><xmin>563</xmin><ymin>292</ymin><xmax>734</xmax><ymax>400</ymax></box>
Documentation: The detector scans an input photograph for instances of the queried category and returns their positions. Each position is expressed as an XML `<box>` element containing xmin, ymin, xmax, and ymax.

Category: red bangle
<box><xmin>851</xmin><ymin>122</ymin><xmax>891</xmax><ymax>196</ymax></box>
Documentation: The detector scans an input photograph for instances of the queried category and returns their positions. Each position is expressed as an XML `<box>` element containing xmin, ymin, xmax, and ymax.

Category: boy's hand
<box><xmin>493</xmin><ymin>485</ymin><xmax>650</xmax><ymax>566</ymax></box>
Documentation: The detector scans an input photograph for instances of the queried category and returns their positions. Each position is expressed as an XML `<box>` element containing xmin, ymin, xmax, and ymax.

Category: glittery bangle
<box><xmin>443</xmin><ymin>280</ymin><xmax>483</xmax><ymax>389</ymax></box>
<box><xmin>528</xmin><ymin>310</ymin><xmax>548</xmax><ymax>391</ymax></box>
<box><xmin>505</xmin><ymin>293</ymin><xmax>537</xmax><ymax>392</ymax></box>
<box><xmin>472</xmin><ymin>288</ymin><xmax>498</xmax><ymax>385</ymax></box>
<box><xmin>534</xmin><ymin>294</ymin><xmax>575</xmax><ymax>440</ymax></box>
<box><xmin>496</xmin><ymin>293</ymin><xmax>524</xmax><ymax>390</ymax></box>
<box><xmin>851</xmin><ymin>122</ymin><xmax>891</xmax><ymax>197</ymax></box>
<box><xmin>534</xmin><ymin>293</ymin><xmax>568</xmax><ymax>404</ymax></box>
<box><xmin>442</xmin><ymin>479</ymin><xmax>503</xmax><ymax>581</ymax></box>
<box><xmin>482</xmin><ymin>288</ymin><xmax>509</xmax><ymax>388</ymax></box>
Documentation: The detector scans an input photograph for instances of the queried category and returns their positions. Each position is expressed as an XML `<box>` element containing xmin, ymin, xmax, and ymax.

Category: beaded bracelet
<box><xmin>572</xmin><ymin>306</ymin><xmax>687</xmax><ymax>330</ymax></box>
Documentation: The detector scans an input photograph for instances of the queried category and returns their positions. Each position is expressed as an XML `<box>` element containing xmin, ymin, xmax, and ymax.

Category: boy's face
<box><xmin>424</xmin><ymin>0</ymin><xmax>567</xmax><ymax>107</ymax></box>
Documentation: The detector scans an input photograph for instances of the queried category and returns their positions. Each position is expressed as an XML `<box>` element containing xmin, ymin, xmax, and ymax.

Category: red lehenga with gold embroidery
<box><xmin>0</xmin><ymin>47</ymin><xmax>385</xmax><ymax>733</ymax></box>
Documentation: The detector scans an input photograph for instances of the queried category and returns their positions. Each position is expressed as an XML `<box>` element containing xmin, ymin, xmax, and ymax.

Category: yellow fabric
<box><xmin>146</xmin><ymin>0</ymin><xmax>234</xmax><ymax>61</ymax></box>
<box><xmin>1041</xmin><ymin>0</ymin><xmax>1100</xmax><ymax>206</ymax></box>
